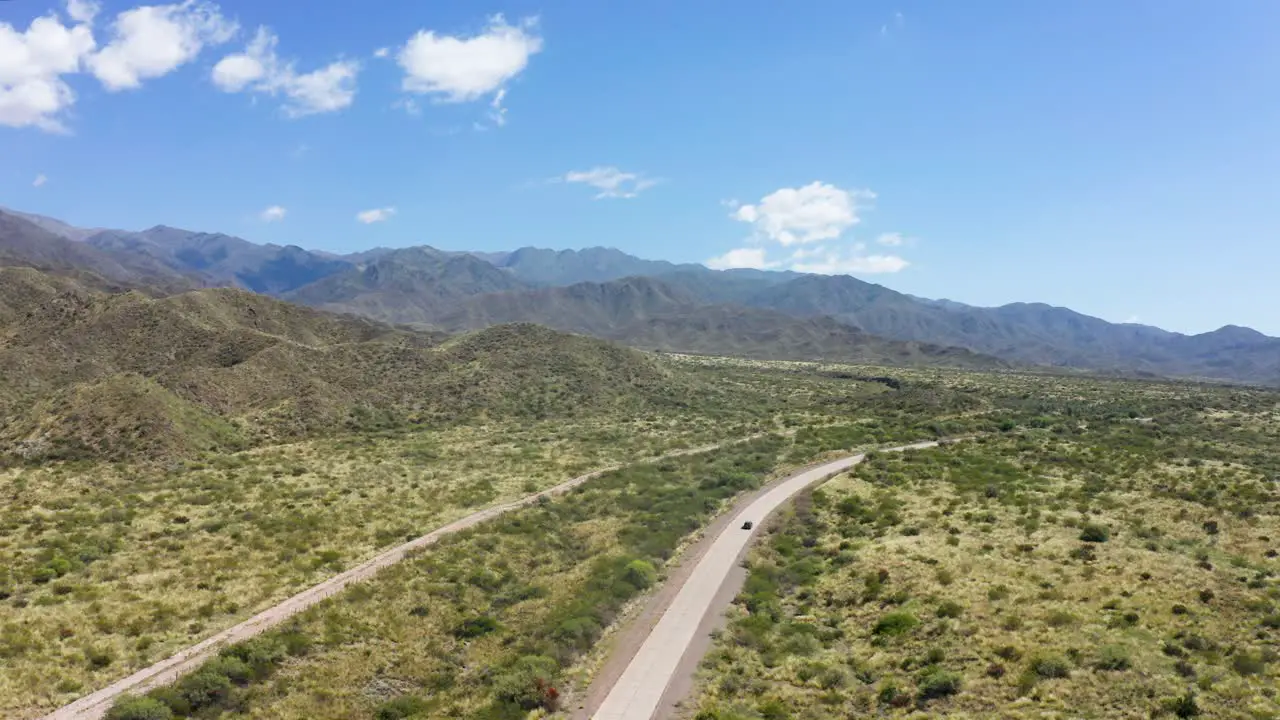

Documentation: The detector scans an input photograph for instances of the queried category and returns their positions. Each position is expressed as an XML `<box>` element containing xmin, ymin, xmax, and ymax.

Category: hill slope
<box><xmin>0</xmin><ymin>210</ymin><xmax>201</xmax><ymax>293</ymax></box>
<box><xmin>436</xmin><ymin>276</ymin><xmax>1007</xmax><ymax>369</ymax></box>
<box><xmin>0</xmin><ymin>268</ymin><xmax>693</xmax><ymax>461</ymax></box>
<box><xmin>286</xmin><ymin>246</ymin><xmax>529</xmax><ymax>324</ymax></box>
<box><xmin>85</xmin><ymin>226</ymin><xmax>350</xmax><ymax>295</ymax></box>
<box><xmin>742</xmin><ymin>274</ymin><xmax>1280</xmax><ymax>384</ymax></box>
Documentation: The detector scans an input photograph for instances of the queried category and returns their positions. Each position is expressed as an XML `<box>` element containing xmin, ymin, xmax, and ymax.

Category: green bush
<box><xmin>873</xmin><ymin>612</ymin><xmax>919</xmax><ymax>636</ymax></box>
<box><xmin>623</xmin><ymin>559</ymin><xmax>658</xmax><ymax>590</ymax></box>
<box><xmin>106</xmin><ymin>697</ymin><xmax>173</xmax><ymax>720</ymax></box>
<box><xmin>203</xmin><ymin>655</ymin><xmax>252</xmax><ymax>684</ymax></box>
<box><xmin>178</xmin><ymin>669</ymin><xmax>233</xmax><ymax>710</ymax></box>
<box><xmin>375</xmin><ymin>694</ymin><xmax>432</xmax><ymax>720</ymax></box>
<box><xmin>1095</xmin><ymin>645</ymin><xmax>1131</xmax><ymax>671</ymax></box>
<box><xmin>453</xmin><ymin>615</ymin><xmax>501</xmax><ymax>639</ymax></box>
<box><xmin>1030</xmin><ymin>653</ymin><xmax>1071</xmax><ymax>678</ymax></box>
<box><xmin>917</xmin><ymin>669</ymin><xmax>962</xmax><ymax>700</ymax></box>
<box><xmin>936</xmin><ymin>601</ymin><xmax>964</xmax><ymax>618</ymax></box>
<box><xmin>1232</xmin><ymin>652</ymin><xmax>1267</xmax><ymax>676</ymax></box>
<box><xmin>1079</xmin><ymin>523</ymin><xmax>1111</xmax><ymax>543</ymax></box>
<box><xmin>492</xmin><ymin>655</ymin><xmax>559</xmax><ymax>710</ymax></box>
<box><xmin>1165</xmin><ymin>691</ymin><xmax>1201</xmax><ymax>718</ymax></box>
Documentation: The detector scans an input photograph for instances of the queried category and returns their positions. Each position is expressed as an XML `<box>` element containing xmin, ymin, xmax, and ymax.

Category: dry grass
<box><xmin>688</xmin><ymin>421</ymin><xmax>1280</xmax><ymax>720</ymax></box>
<box><xmin>0</xmin><ymin>414</ymin><xmax>747</xmax><ymax>718</ymax></box>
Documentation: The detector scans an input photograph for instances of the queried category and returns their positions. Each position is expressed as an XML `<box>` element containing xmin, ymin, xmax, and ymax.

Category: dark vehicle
<box><xmin>741</xmin><ymin>521</ymin><xmax>754</xmax><ymax>530</ymax></box>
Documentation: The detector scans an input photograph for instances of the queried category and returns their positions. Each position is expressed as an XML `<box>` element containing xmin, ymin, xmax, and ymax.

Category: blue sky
<box><xmin>1</xmin><ymin>0</ymin><xmax>1277</xmax><ymax>335</ymax></box>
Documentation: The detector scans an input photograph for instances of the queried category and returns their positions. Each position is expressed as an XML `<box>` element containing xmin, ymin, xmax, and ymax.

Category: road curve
<box><xmin>591</xmin><ymin>440</ymin><xmax>940</xmax><ymax>720</ymax></box>
<box><xmin>43</xmin><ymin>437</ymin><xmax>759</xmax><ymax>720</ymax></box>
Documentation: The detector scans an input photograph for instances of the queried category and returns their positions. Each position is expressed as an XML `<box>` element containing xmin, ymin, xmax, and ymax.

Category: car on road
<box><xmin>741</xmin><ymin>521</ymin><xmax>753</xmax><ymax>530</ymax></box>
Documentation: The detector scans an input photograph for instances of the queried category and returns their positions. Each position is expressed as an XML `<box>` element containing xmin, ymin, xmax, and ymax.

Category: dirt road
<box><xmin>43</xmin><ymin>437</ymin><xmax>758</xmax><ymax>720</ymax></box>
<box><xmin>587</xmin><ymin>440</ymin><xmax>941</xmax><ymax>720</ymax></box>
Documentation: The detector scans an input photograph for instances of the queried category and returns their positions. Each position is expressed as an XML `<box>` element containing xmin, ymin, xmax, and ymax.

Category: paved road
<box><xmin>591</xmin><ymin>440</ymin><xmax>940</xmax><ymax>720</ymax></box>
<box><xmin>43</xmin><ymin>437</ymin><xmax>757</xmax><ymax>720</ymax></box>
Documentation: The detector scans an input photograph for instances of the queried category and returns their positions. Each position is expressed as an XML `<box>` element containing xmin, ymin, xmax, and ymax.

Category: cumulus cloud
<box><xmin>33</xmin><ymin>174</ymin><xmax>49</xmax><ymax>187</ymax></box>
<box><xmin>88</xmin><ymin>1</ymin><xmax>236</xmax><ymax>91</ymax></box>
<box><xmin>259</xmin><ymin>205</ymin><xmax>286</xmax><ymax>222</ymax></box>
<box><xmin>212</xmin><ymin>27</ymin><xmax>359</xmax><ymax>116</ymax></box>
<box><xmin>732</xmin><ymin>181</ymin><xmax>874</xmax><ymax>246</ymax></box>
<box><xmin>0</xmin><ymin>8</ymin><xmax>97</xmax><ymax>131</ymax></box>
<box><xmin>397</xmin><ymin>14</ymin><xmax>541</xmax><ymax>121</ymax></box>
<box><xmin>706</xmin><ymin>248</ymin><xmax>775</xmax><ymax>271</ymax></box>
<box><xmin>563</xmin><ymin>166</ymin><xmax>659</xmax><ymax>199</ymax></box>
<box><xmin>356</xmin><ymin>207</ymin><xmax>395</xmax><ymax>224</ymax></box>
<box><xmin>67</xmin><ymin>0</ymin><xmax>101</xmax><ymax>26</ymax></box>
<box><xmin>711</xmin><ymin>181</ymin><xmax>912</xmax><ymax>276</ymax></box>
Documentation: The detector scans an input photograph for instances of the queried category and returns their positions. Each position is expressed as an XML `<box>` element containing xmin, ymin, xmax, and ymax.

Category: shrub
<box><xmin>873</xmin><ymin>612</ymin><xmax>919</xmax><ymax>637</ymax></box>
<box><xmin>86</xmin><ymin>647</ymin><xmax>114</xmax><ymax>669</ymax></box>
<box><xmin>1095</xmin><ymin>645</ymin><xmax>1131</xmax><ymax>671</ymax></box>
<box><xmin>203</xmin><ymin>656</ymin><xmax>252</xmax><ymax>684</ymax></box>
<box><xmin>493</xmin><ymin>655</ymin><xmax>560</xmax><ymax>710</ymax></box>
<box><xmin>1045</xmin><ymin>610</ymin><xmax>1078</xmax><ymax>628</ymax></box>
<box><xmin>106</xmin><ymin>697</ymin><xmax>173</xmax><ymax>720</ymax></box>
<box><xmin>623</xmin><ymin>559</ymin><xmax>658</xmax><ymax>590</ymax></box>
<box><xmin>994</xmin><ymin>645</ymin><xmax>1022</xmax><ymax>661</ymax></box>
<box><xmin>220</xmin><ymin>636</ymin><xmax>287</xmax><ymax>679</ymax></box>
<box><xmin>1232</xmin><ymin>652</ymin><xmax>1267</xmax><ymax>676</ymax></box>
<box><xmin>917</xmin><ymin>669</ymin><xmax>962</xmax><ymax>701</ymax></box>
<box><xmin>178</xmin><ymin>669</ymin><xmax>233</xmax><ymax>710</ymax></box>
<box><xmin>1165</xmin><ymin>691</ymin><xmax>1201</xmax><ymax>718</ymax></box>
<box><xmin>453</xmin><ymin>615</ymin><xmax>501</xmax><ymax>639</ymax></box>
<box><xmin>936</xmin><ymin>601</ymin><xmax>964</xmax><ymax>619</ymax></box>
<box><xmin>1030</xmin><ymin>653</ymin><xmax>1071</xmax><ymax>678</ymax></box>
<box><xmin>375</xmin><ymin>695</ymin><xmax>432</xmax><ymax>720</ymax></box>
<box><xmin>1079</xmin><ymin>524</ymin><xmax>1111</xmax><ymax>543</ymax></box>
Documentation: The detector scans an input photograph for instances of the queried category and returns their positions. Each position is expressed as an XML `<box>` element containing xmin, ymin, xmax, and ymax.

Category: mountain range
<box><xmin>2</xmin><ymin>206</ymin><xmax>1276</xmax><ymax>385</ymax></box>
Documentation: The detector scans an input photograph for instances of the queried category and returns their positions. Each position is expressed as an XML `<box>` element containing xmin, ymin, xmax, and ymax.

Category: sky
<box><xmin>1</xmin><ymin>0</ymin><xmax>1277</xmax><ymax>336</ymax></box>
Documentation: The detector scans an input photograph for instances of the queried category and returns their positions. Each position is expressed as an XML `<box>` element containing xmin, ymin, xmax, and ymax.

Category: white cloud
<box><xmin>356</xmin><ymin>207</ymin><xmax>395</xmax><ymax>224</ymax></box>
<box><xmin>88</xmin><ymin>1</ymin><xmax>236</xmax><ymax>92</ymax></box>
<box><xmin>33</xmin><ymin>173</ymin><xmax>48</xmax><ymax>187</ymax></box>
<box><xmin>0</xmin><ymin>10</ymin><xmax>97</xmax><ymax>131</ymax></box>
<box><xmin>397</xmin><ymin>15</ymin><xmax>541</xmax><ymax>105</ymax></box>
<box><xmin>259</xmin><ymin>204</ymin><xmax>286</xmax><ymax>222</ymax></box>
<box><xmin>715</xmin><ymin>182</ymin><xmax>913</xmax><ymax>276</ymax></box>
<box><xmin>212</xmin><ymin>27</ymin><xmax>359</xmax><ymax>117</ymax></box>
<box><xmin>563</xmin><ymin>166</ymin><xmax>660</xmax><ymax>199</ymax></box>
<box><xmin>67</xmin><ymin>0</ymin><xmax>101</xmax><ymax>26</ymax></box>
<box><xmin>706</xmin><ymin>247</ymin><xmax>776</xmax><ymax>271</ymax></box>
<box><xmin>732</xmin><ymin>181</ymin><xmax>874</xmax><ymax>246</ymax></box>
<box><xmin>789</xmin><ymin>247</ymin><xmax>909</xmax><ymax>275</ymax></box>
<box><xmin>373</xmin><ymin>47</ymin><xmax>389</xmax><ymax>59</ymax></box>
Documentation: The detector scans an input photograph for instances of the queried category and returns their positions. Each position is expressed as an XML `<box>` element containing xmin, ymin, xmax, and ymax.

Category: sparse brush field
<box><xmin>102</xmin><ymin>435</ymin><xmax>793</xmax><ymax>720</ymax></box>
<box><xmin>7</xmin><ymin>352</ymin><xmax>1278</xmax><ymax>720</ymax></box>
<box><xmin>0</xmin><ymin>413</ymin><xmax>758</xmax><ymax>718</ymax></box>
<box><xmin>687</xmin><ymin>397</ymin><xmax>1280</xmax><ymax>719</ymax></box>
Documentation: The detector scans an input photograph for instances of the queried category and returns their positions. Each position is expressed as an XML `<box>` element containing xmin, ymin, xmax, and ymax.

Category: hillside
<box><xmin>86</xmin><ymin>226</ymin><xmax>351</xmax><ymax>295</ymax></box>
<box><xmin>0</xmin><ymin>268</ymin><xmax>693</xmax><ymax>461</ymax></box>
<box><xmin>742</xmin><ymin>275</ymin><xmax>1280</xmax><ymax>384</ymax></box>
<box><xmin>286</xmin><ymin>246</ymin><xmax>529</xmax><ymax>323</ymax></box>
<box><xmin>0</xmin><ymin>210</ymin><xmax>201</xmax><ymax>293</ymax></box>
<box><xmin>437</xmin><ymin>276</ymin><xmax>1007</xmax><ymax>368</ymax></box>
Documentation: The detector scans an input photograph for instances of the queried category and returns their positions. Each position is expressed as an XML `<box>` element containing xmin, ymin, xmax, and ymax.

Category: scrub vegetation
<box><xmin>686</xmin><ymin>373</ymin><xmax>1280</xmax><ymax>720</ymax></box>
